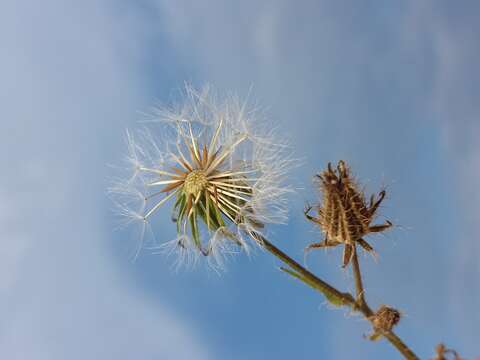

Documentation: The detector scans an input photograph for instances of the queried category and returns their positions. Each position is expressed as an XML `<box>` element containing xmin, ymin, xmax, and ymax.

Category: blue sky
<box><xmin>1</xmin><ymin>1</ymin><xmax>479</xmax><ymax>359</ymax></box>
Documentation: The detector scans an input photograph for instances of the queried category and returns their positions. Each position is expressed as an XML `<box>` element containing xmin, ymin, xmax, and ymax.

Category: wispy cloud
<box><xmin>2</xmin><ymin>0</ymin><xmax>478</xmax><ymax>358</ymax></box>
<box><xmin>155</xmin><ymin>0</ymin><xmax>479</xmax><ymax>357</ymax></box>
<box><xmin>0</xmin><ymin>1</ymin><xmax>210</xmax><ymax>358</ymax></box>
<box><xmin>405</xmin><ymin>0</ymin><xmax>480</xmax><ymax>345</ymax></box>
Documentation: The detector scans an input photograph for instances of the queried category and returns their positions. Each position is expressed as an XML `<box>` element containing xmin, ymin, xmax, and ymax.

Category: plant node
<box><xmin>368</xmin><ymin>305</ymin><xmax>401</xmax><ymax>341</ymax></box>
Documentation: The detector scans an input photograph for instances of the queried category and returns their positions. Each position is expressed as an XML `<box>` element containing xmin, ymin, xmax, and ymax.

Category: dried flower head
<box><xmin>110</xmin><ymin>85</ymin><xmax>292</xmax><ymax>270</ymax></box>
<box><xmin>368</xmin><ymin>305</ymin><xmax>401</xmax><ymax>340</ymax></box>
<box><xmin>305</xmin><ymin>160</ymin><xmax>392</xmax><ymax>267</ymax></box>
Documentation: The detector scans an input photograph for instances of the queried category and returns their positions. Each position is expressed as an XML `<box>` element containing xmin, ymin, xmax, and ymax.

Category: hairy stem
<box><xmin>350</xmin><ymin>245</ymin><xmax>418</xmax><ymax>360</ymax></box>
<box><xmin>252</xmin><ymin>232</ymin><xmax>355</xmax><ymax>307</ymax></box>
<box><xmin>351</xmin><ymin>245</ymin><xmax>372</xmax><ymax>315</ymax></box>
<box><xmin>383</xmin><ymin>331</ymin><xmax>420</xmax><ymax>360</ymax></box>
<box><xmin>253</xmin><ymin>232</ymin><xmax>419</xmax><ymax>360</ymax></box>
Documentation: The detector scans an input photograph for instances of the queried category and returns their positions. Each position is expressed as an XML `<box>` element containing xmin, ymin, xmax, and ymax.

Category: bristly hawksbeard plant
<box><xmin>110</xmin><ymin>87</ymin><xmax>426</xmax><ymax>360</ymax></box>
<box><xmin>110</xmin><ymin>85</ymin><xmax>292</xmax><ymax>270</ymax></box>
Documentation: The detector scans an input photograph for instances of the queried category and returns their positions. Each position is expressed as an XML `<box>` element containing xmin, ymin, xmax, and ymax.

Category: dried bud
<box><xmin>368</xmin><ymin>305</ymin><xmax>401</xmax><ymax>340</ymax></box>
<box><xmin>431</xmin><ymin>343</ymin><xmax>463</xmax><ymax>360</ymax></box>
<box><xmin>305</xmin><ymin>160</ymin><xmax>392</xmax><ymax>267</ymax></box>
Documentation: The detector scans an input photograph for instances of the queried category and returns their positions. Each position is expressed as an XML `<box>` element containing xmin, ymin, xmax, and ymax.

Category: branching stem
<box><xmin>350</xmin><ymin>244</ymin><xmax>418</xmax><ymax>360</ymax></box>
<box><xmin>252</xmin><ymin>232</ymin><xmax>419</xmax><ymax>360</ymax></box>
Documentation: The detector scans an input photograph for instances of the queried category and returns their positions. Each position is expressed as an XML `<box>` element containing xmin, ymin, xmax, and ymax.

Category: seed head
<box><xmin>183</xmin><ymin>170</ymin><xmax>208</xmax><ymax>195</ymax></box>
<box><xmin>110</xmin><ymin>85</ymin><xmax>292</xmax><ymax>270</ymax></box>
<box><xmin>305</xmin><ymin>160</ymin><xmax>392</xmax><ymax>267</ymax></box>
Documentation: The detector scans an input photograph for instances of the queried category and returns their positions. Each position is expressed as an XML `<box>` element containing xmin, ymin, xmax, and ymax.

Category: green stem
<box><xmin>252</xmin><ymin>232</ymin><xmax>355</xmax><ymax>307</ymax></box>
<box><xmin>350</xmin><ymin>244</ymin><xmax>419</xmax><ymax>360</ymax></box>
<box><xmin>253</xmin><ymin>232</ymin><xmax>419</xmax><ymax>360</ymax></box>
<box><xmin>351</xmin><ymin>245</ymin><xmax>372</xmax><ymax>316</ymax></box>
<box><xmin>383</xmin><ymin>331</ymin><xmax>420</xmax><ymax>360</ymax></box>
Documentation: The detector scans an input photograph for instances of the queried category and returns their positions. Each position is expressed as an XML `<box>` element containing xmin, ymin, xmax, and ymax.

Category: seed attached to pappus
<box><xmin>305</xmin><ymin>160</ymin><xmax>392</xmax><ymax>267</ymax></box>
<box><xmin>110</xmin><ymin>85</ymin><xmax>292</xmax><ymax>270</ymax></box>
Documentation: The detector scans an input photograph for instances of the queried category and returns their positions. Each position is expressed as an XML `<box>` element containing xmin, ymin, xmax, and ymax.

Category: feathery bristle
<box><xmin>110</xmin><ymin>85</ymin><xmax>292</xmax><ymax>270</ymax></box>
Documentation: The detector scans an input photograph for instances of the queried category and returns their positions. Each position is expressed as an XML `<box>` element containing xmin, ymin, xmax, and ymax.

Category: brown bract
<box><xmin>368</xmin><ymin>305</ymin><xmax>401</xmax><ymax>340</ymax></box>
<box><xmin>305</xmin><ymin>160</ymin><xmax>392</xmax><ymax>267</ymax></box>
<box><xmin>432</xmin><ymin>343</ymin><xmax>463</xmax><ymax>360</ymax></box>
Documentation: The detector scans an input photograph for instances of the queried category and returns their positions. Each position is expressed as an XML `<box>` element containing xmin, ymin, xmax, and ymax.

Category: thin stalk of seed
<box><xmin>139</xmin><ymin>167</ymin><xmax>182</xmax><ymax>178</ymax></box>
<box><xmin>188</xmin><ymin>122</ymin><xmax>201</xmax><ymax>162</ymax></box>
<box><xmin>215</xmin><ymin>187</ymin><xmax>252</xmax><ymax>197</ymax></box>
<box><xmin>148</xmin><ymin>179</ymin><xmax>184</xmax><ymax>186</ymax></box>
<box><xmin>144</xmin><ymin>189</ymin><xmax>179</xmax><ymax>220</ymax></box>
<box><xmin>171</xmin><ymin>152</ymin><xmax>193</xmax><ymax>172</ymax></box>
<box><xmin>208</xmin><ymin>169</ymin><xmax>257</xmax><ymax>178</ymax></box>
<box><xmin>205</xmin><ymin>135</ymin><xmax>248</xmax><ymax>174</ymax></box>
<box><xmin>208</xmin><ymin>116</ymin><xmax>223</xmax><ymax>154</ymax></box>
<box><xmin>176</xmin><ymin>142</ymin><xmax>194</xmax><ymax>169</ymax></box>
<box><xmin>209</xmin><ymin>181</ymin><xmax>252</xmax><ymax>190</ymax></box>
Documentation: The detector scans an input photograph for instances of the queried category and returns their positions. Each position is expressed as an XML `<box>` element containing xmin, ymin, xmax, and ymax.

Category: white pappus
<box><xmin>110</xmin><ymin>85</ymin><xmax>293</xmax><ymax>271</ymax></box>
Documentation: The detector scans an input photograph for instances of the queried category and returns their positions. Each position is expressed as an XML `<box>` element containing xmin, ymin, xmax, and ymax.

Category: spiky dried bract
<box><xmin>305</xmin><ymin>160</ymin><xmax>392</xmax><ymax>267</ymax></box>
<box><xmin>110</xmin><ymin>85</ymin><xmax>292</xmax><ymax>270</ymax></box>
<box><xmin>368</xmin><ymin>305</ymin><xmax>401</xmax><ymax>341</ymax></box>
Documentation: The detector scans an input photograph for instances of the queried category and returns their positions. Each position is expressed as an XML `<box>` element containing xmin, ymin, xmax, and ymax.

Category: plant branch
<box><xmin>383</xmin><ymin>331</ymin><xmax>420</xmax><ymax>360</ymax></box>
<box><xmin>252</xmin><ymin>232</ymin><xmax>419</xmax><ymax>360</ymax></box>
<box><xmin>351</xmin><ymin>245</ymin><xmax>372</xmax><ymax>315</ymax></box>
<box><xmin>350</xmin><ymin>244</ymin><xmax>418</xmax><ymax>360</ymax></box>
<box><xmin>252</xmin><ymin>232</ymin><xmax>355</xmax><ymax>307</ymax></box>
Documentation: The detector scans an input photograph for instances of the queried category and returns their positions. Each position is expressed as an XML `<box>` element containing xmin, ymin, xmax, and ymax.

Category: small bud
<box><xmin>431</xmin><ymin>343</ymin><xmax>463</xmax><ymax>360</ymax></box>
<box><xmin>368</xmin><ymin>305</ymin><xmax>401</xmax><ymax>340</ymax></box>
